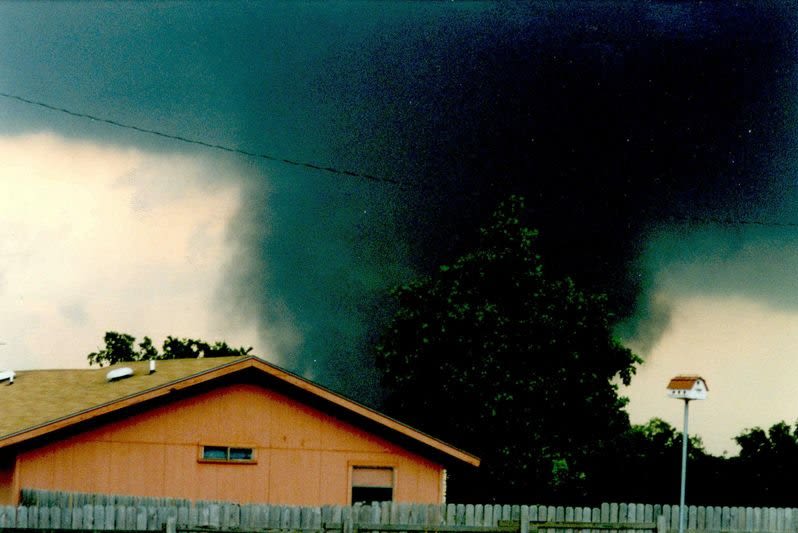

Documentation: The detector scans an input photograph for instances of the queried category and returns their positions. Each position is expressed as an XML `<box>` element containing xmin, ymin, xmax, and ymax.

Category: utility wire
<box><xmin>0</xmin><ymin>91</ymin><xmax>403</xmax><ymax>186</ymax></box>
<box><xmin>666</xmin><ymin>216</ymin><xmax>798</xmax><ymax>228</ymax></box>
<box><xmin>4</xmin><ymin>91</ymin><xmax>798</xmax><ymax>230</ymax></box>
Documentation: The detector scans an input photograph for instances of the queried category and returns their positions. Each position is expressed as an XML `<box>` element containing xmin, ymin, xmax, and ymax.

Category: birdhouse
<box><xmin>666</xmin><ymin>375</ymin><xmax>708</xmax><ymax>401</ymax></box>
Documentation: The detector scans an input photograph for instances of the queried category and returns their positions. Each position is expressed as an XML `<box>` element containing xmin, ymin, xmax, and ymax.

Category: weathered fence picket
<box><xmin>5</xmin><ymin>492</ymin><xmax>798</xmax><ymax>533</ymax></box>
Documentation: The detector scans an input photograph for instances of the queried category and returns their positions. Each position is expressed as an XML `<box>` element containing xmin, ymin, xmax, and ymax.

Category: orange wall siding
<box><xmin>11</xmin><ymin>383</ymin><xmax>443</xmax><ymax>505</ymax></box>
<box><xmin>0</xmin><ymin>453</ymin><xmax>16</xmax><ymax>504</ymax></box>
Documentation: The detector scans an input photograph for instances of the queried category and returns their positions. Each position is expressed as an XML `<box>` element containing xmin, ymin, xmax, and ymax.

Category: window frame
<box><xmin>198</xmin><ymin>444</ymin><xmax>257</xmax><ymax>464</ymax></box>
<box><xmin>349</xmin><ymin>464</ymin><xmax>396</xmax><ymax>504</ymax></box>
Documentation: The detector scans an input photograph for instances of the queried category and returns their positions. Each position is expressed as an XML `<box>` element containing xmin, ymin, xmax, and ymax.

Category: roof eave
<box><xmin>0</xmin><ymin>356</ymin><xmax>480</xmax><ymax>468</ymax></box>
<box><xmin>0</xmin><ymin>357</ymin><xmax>255</xmax><ymax>450</ymax></box>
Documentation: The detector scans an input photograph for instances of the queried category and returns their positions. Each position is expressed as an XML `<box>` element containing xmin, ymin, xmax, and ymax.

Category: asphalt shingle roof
<box><xmin>0</xmin><ymin>356</ymin><xmax>245</xmax><ymax>439</ymax></box>
<box><xmin>0</xmin><ymin>356</ymin><xmax>480</xmax><ymax>467</ymax></box>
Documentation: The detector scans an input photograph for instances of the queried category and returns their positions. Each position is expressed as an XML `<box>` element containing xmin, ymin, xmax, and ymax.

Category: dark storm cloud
<box><xmin>265</xmin><ymin>1</ymin><xmax>797</xmax><ymax>389</ymax></box>
<box><xmin>322</xmin><ymin>1</ymin><xmax>798</xmax><ymax>370</ymax></box>
<box><xmin>333</xmin><ymin>2</ymin><xmax>798</xmax><ymax>354</ymax></box>
<box><xmin>635</xmin><ymin>223</ymin><xmax>798</xmax><ymax>308</ymax></box>
<box><xmin>221</xmin><ymin>171</ymin><xmax>410</xmax><ymax>404</ymax></box>
<box><xmin>349</xmin><ymin>2</ymin><xmax>796</xmax><ymax>281</ymax></box>
<box><xmin>2</xmin><ymin>2</ymin><xmax>796</xmax><ymax>399</ymax></box>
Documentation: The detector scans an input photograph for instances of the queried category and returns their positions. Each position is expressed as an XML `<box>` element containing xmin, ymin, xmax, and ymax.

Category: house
<box><xmin>0</xmin><ymin>356</ymin><xmax>479</xmax><ymax>506</ymax></box>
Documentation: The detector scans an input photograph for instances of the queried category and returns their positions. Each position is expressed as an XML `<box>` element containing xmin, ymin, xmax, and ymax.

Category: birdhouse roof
<box><xmin>667</xmin><ymin>375</ymin><xmax>708</xmax><ymax>391</ymax></box>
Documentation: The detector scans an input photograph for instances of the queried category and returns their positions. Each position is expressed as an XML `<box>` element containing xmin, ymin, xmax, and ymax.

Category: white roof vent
<box><xmin>106</xmin><ymin>367</ymin><xmax>134</xmax><ymax>382</ymax></box>
<box><xmin>0</xmin><ymin>370</ymin><xmax>15</xmax><ymax>384</ymax></box>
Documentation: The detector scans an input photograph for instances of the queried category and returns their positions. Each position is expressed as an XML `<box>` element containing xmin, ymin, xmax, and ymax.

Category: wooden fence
<box><xmin>2</xmin><ymin>491</ymin><xmax>798</xmax><ymax>533</ymax></box>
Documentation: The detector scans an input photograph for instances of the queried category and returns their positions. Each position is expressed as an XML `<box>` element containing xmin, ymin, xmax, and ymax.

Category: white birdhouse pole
<box><xmin>666</xmin><ymin>376</ymin><xmax>708</xmax><ymax>533</ymax></box>
<box><xmin>678</xmin><ymin>398</ymin><xmax>689</xmax><ymax>533</ymax></box>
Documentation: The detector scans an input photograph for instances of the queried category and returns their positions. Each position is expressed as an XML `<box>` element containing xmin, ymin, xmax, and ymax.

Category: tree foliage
<box><xmin>374</xmin><ymin>196</ymin><xmax>641</xmax><ymax>502</ymax></box>
<box><xmin>88</xmin><ymin>331</ymin><xmax>252</xmax><ymax>367</ymax></box>
<box><xmin>581</xmin><ymin>417</ymin><xmax>798</xmax><ymax>506</ymax></box>
<box><xmin>731</xmin><ymin>421</ymin><xmax>798</xmax><ymax>505</ymax></box>
<box><xmin>596</xmin><ymin>417</ymin><xmax>719</xmax><ymax>504</ymax></box>
<box><xmin>601</xmin><ymin>418</ymin><xmax>798</xmax><ymax>506</ymax></box>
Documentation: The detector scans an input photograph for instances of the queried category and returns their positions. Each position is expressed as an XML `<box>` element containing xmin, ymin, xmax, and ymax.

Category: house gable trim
<box><xmin>0</xmin><ymin>357</ymin><xmax>480</xmax><ymax>467</ymax></box>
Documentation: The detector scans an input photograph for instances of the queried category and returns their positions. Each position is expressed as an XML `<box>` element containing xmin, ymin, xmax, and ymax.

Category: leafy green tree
<box><xmin>374</xmin><ymin>196</ymin><xmax>640</xmax><ymax>502</ymax></box>
<box><xmin>600</xmin><ymin>418</ymin><xmax>798</xmax><ymax>506</ymax></box>
<box><xmin>137</xmin><ymin>336</ymin><xmax>159</xmax><ymax>360</ymax></box>
<box><xmin>596</xmin><ymin>418</ymin><xmax>716</xmax><ymax>503</ymax></box>
<box><xmin>88</xmin><ymin>332</ymin><xmax>140</xmax><ymax>367</ymax></box>
<box><xmin>88</xmin><ymin>332</ymin><xmax>252</xmax><ymax>367</ymax></box>
<box><xmin>161</xmin><ymin>336</ymin><xmax>211</xmax><ymax>360</ymax></box>
<box><xmin>731</xmin><ymin>421</ymin><xmax>798</xmax><ymax>505</ymax></box>
<box><xmin>161</xmin><ymin>336</ymin><xmax>252</xmax><ymax>359</ymax></box>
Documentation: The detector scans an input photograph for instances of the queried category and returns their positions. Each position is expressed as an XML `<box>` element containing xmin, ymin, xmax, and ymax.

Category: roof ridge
<box><xmin>0</xmin><ymin>354</ymin><xmax>480</xmax><ymax>467</ymax></box>
<box><xmin>11</xmin><ymin>354</ymin><xmax>251</xmax><ymax>373</ymax></box>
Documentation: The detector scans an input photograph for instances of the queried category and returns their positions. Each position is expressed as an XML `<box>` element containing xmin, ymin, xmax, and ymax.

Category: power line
<box><xmin>4</xmin><ymin>91</ymin><xmax>798</xmax><ymax>230</ymax></box>
<box><xmin>0</xmin><ymin>91</ymin><xmax>403</xmax><ymax>186</ymax></box>
<box><xmin>666</xmin><ymin>215</ymin><xmax>798</xmax><ymax>229</ymax></box>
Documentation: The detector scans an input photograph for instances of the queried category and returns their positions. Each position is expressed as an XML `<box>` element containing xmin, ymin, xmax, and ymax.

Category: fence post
<box><xmin>15</xmin><ymin>500</ymin><xmax>798</xmax><ymax>533</ymax></box>
<box><xmin>520</xmin><ymin>505</ymin><xmax>529</xmax><ymax>533</ymax></box>
<box><xmin>657</xmin><ymin>513</ymin><xmax>667</xmax><ymax>533</ymax></box>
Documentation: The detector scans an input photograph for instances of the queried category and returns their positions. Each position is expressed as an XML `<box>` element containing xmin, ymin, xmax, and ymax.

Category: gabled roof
<box><xmin>666</xmin><ymin>375</ymin><xmax>709</xmax><ymax>390</ymax></box>
<box><xmin>0</xmin><ymin>356</ymin><xmax>479</xmax><ymax>467</ymax></box>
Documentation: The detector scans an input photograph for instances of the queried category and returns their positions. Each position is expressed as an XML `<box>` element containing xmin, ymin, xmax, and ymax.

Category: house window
<box><xmin>229</xmin><ymin>447</ymin><xmax>253</xmax><ymax>460</ymax></box>
<box><xmin>200</xmin><ymin>445</ymin><xmax>255</xmax><ymax>463</ymax></box>
<box><xmin>351</xmin><ymin>466</ymin><xmax>394</xmax><ymax>503</ymax></box>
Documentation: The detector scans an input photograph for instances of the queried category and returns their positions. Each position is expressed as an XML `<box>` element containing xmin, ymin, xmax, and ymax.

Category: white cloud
<box><xmin>0</xmin><ymin>133</ymin><xmax>269</xmax><ymax>370</ymax></box>
<box><xmin>619</xmin><ymin>220</ymin><xmax>798</xmax><ymax>455</ymax></box>
<box><xmin>623</xmin><ymin>292</ymin><xmax>798</xmax><ymax>455</ymax></box>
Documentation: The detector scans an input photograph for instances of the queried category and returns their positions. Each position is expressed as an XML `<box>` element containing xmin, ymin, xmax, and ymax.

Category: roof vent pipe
<box><xmin>149</xmin><ymin>359</ymin><xmax>156</xmax><ymax>374</ymax></box>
